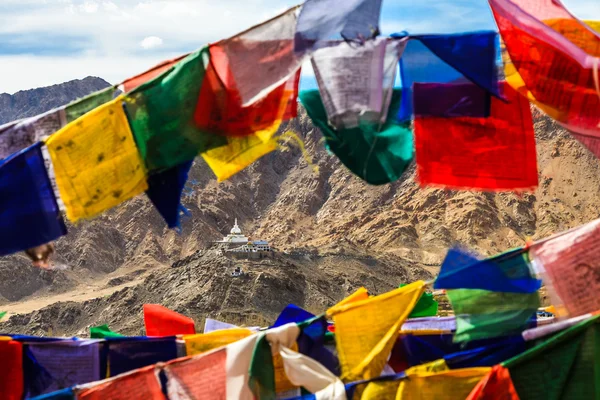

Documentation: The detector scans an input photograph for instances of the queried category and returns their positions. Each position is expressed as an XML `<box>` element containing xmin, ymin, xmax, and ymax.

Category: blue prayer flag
<box><xmin>146</xmin><ymin>160</ymin><xmax>193</xmax><ymax>229</ymax></box>
<box><xmin>0</xmin><ymin>143</ymin><xmax>67</xmax><ymax>256</ymax></box>
<box><xmin>272</xmin><ymin>304</ymin><xmax>315</xmax><ymax>328</ymax></box>
<box><xmin>107</xmin><ymin>336</ymin><xmax>178</xmax><ymax>376</ymax></box>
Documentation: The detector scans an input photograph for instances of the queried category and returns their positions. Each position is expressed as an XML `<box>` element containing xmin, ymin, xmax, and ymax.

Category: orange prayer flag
<box><xmin>466</xmin><ymin>365</ymin><xmax>520</xmax><ymax>400</ymax></box>
<box><xmin>144</xmin><ymin>304</ymin><xmax>196</xmax><ymax>336</ymax></box>
<box><xmin>121</xmin><ymin>55</ymin><xmax>189</xmax><ymax>93</ymax></box>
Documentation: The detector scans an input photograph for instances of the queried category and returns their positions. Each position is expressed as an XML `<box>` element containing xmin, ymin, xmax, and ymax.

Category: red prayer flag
<box><xmin>194</xmin><ymin>44</ymin><xmax>300</xmax><ymax>137</ymax></box>
<box><xmin>466</xmin><ymin>365</ymin><xmax>520</xmax><ymax>400</ymax></box>
<box><xmin>144</xmin><ymin>304</ymin><xmax>196</xmax><ymax>336</ymax></box>
<box><xmin>489</xmin><ymin>0</ymin><xmax>600</xmax><ymax>137</ymax></box>
<box><xmin>0</xmin><ymin>339</ymin><xmax>24</xmax><ymax>400</ymax></box>
<box><xmin>414</xmin><ymin>82</ymin><xmax>538</xmax><ymax>191</ymax></box>
<box><xmin>121</xmin><ymin>55</ymin><xmax>189</xmax><ymax>93</ymax></box>
<box><xmin>78</xmin><ymin>366</ymin><xmax>164</xmax><ymax>400</ymax></box>
<box><xmin>165</xmin><ymin>348</ymin><xmax>227</xmax><ymax>399</ymax></box>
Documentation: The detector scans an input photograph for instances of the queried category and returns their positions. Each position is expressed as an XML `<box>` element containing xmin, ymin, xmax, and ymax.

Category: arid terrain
<box><xmin>0</xmin><ymin>78</ymin><xmax>596</xmax><ymax>336</ymax></box>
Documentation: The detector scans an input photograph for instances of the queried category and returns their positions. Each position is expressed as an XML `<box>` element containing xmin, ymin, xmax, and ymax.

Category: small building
<box><xmin>215</xmin><ymin>220</ymin><xmax>272</xmax><ymax>258</ymax></box>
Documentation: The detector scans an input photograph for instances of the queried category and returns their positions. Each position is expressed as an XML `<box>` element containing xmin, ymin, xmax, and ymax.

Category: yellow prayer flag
<box><xmin>396</xmin><ymin>366</ymin><xmax>491</xmax><ymax>400</ymax></box>
<box><xmin>274</xmin><ymin>342</ymin><xmax>299</xmax><ymax>394</ymax></box>
<box><xmin>45</xmin><ymin>95</ymin><xmax>147</xmax><ymax>222</ymax></box>
<box><xmin>329</xmin><ymin>281</ymin><xmax>425</xmax><ymax>382</ymax></box>
<box><xmin>361</xmin><ymin>380</ymin><xmax>401</xmax><ymax>400</ymax></box>
<box><xmin>201</xmin><ymin>131</ymin><xmax>279</xmax><ymax>182</ymax></box>
<box><xmin>0</xmin><ymin>336</ymin><xmax>11</xmax><ymax>342</ymax></box>
<box><xmin>184</xmin><ymin>328</ymin><xmax>254</xmax><ymax>356</ymax></box>
<box><xmin>327</xmin><ymin>287</ymin><xmax>369</xmax><ymax>315</ymax></box>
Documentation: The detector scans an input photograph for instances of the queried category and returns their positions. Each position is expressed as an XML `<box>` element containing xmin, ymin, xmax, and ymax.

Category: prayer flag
<box><xmin>294</xmin><ymin>0</ymin><xmax>383</xmax><ymax>53</ymax></box>
<box><xmin>504</xmin><ymin>315</ymin><xmax>600</xmax><ymax>399</ymax></box>
<box><xmin>78</xmin><ymin>366</ymin><xmax>164</xmax><ymax>400</ymax></box>
<box><xmin>490</xmin><ymin>0</ymin><xmax>600</xmax><ymax>138</ymax></box>
<box><xmin>273</xmin><ymin>304</ymin><xmax>315</xmax><ymax>328</ymax></box>
<box><xmin>327</xmin><ymin>281</ymin><xmax>425</xmax><ymax>382</ymax></box>
<box><xmin>145</xmin><ymin>160</ymin><xmax>193</xmax><ymax>229</ymax></box>
<box><xmin>448</xmin><ymin>289</ymin><xmax>540</xmax><ymax>342</ymax></box>
<box><xmin>413</xmin><ymin>82</ymin><xmax>491</xmax><ymax>119</ymax></box>
<box><xmin>90</xmin><ymin>324</ymin><xmax>124</xmax><ymax>339</ymax></box>
<box><xmin>204</xmin><ymin>318</ymin><xmax>239</xmax><ymax>333</ymax></box>
<box><xmin>531</xmin><ymin>218</ymin><xmax>600</xmax><ymax>317</ymax></box>
<box><xmin>195</xmin><ymin>45</ymin><xmax>299</xmax><ymax>137</ymax></box>
<box><xmin>0</xmin><ymin>108</ymin><xmax>66</xmax><ymax>160</ymax></box>
<box><xmin>125</xmin><ymin>47</ymin><xmax>226</xmax><ymax>172</ymax></box>
<box><xmin>397</xmin><ymin>365</ymin><xmax>491</xmax><ymax>400</ymax></box>
<box><xmin>465</xmin><ymin>365</ymin><xmax>519</xmax><ymax>400</ymax></box>
<box><xmin>0</xmin><ymin>143</ymin><xmax>67</xmax><ymax>257</ymax></box>
<box><xmin>310</xmin><ymin>38</ymin><xmax>405</xmax><ymax>129</ymax></box>
<box><xmin>184</xmin><ymin>329</ymin><xmax>254</xmax><ymax>356</ymax></box>
<box><xmin>434</xmin><ymin>247</ymin><xmax>542</xmax><ymax>293</ymax></box>
<box><xmin>414</xmin><ymin>82</ymin><xmax>538</xmax><ymax>191</ymax></box>
<box><xmin>399</xmin><ymin>284</ymin><xmax>438</xmax><ymax>318</ymax></box>
<box><xmin>144</xmin><ymin>304</ymin><xmax>196</xmax><ymax>336</ymax></box>
<box><xmin>299</xmin><ymin>89</ymin><xmax>413</xmax><ymax>185</ymax></box>
<box><xmin>45</xmin><ymin>96</ymin><xmax>148</xmax><ymax>222</ymax></box>
<box><xmin>216</xmin><ymin>7</ymin><xmax>303</xmax><ymax>106</ymax></box>
<box><xmin>106</xmin><ymin>337</ymin><xmax>178</xmax><ymax>376</ymax></box>
<box><xmin>0</xmin><ymin>338</ymin><xmax>23</xmax><ymax>400</ymax></box>
<box><xmin>23</xmin><ymin>340</ymin><xmax>102</xmax><ymax>397</ymax></box>
<box><xmin>121</xmin><ymin>55</ymin><xmax>189</xmax><ymax>93</ymax></box>
<box><xmin>201</xmin><ymin>132</ymin><xmax>280</xmax><ymax>182</ymax></box>
<box><xmin>65</xmin><ymin>86</ymin><xmax>117</xmax><ymax>123</ymax></box>
<box><xmin>393</xmin><ymin>31</ymin><xmax>500</xmax><ymax>123</ymax></box>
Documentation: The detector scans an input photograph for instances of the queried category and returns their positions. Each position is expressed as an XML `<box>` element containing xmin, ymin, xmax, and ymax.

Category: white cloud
<box><xmin>80</xmin><ymin>0</ymin><xmax>99</xmax><ymax>13</ymax></box>
<box><xmin>140</xmin><ymin>36</ymin><xmax>163</xmax><ymax>50</ymax></box>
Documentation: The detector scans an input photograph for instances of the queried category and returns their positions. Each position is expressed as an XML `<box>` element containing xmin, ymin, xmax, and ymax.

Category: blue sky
<box><xmin>0</xmin><ymin>0</ymin><xmax>598</xmax><ymax>94</ymax></box>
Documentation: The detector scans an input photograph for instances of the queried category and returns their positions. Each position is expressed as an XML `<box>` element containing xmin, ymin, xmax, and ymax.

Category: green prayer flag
<box><xmin>125</xmin><ymin>47</ymin><xmax>226</xmax><ymax>172</ymax></box>
<box><xmin>400</xmin><ymin>284</ymin><xmax>438</xmax><ymax>318</ymax></box>
<box><xmin>299</xmin><ymin>89</ymin><xmax>414</xmax><ymax>185</ymax></box>
<box><xmin>0</xmin><ymin>311</ymin><xmax>6</xmax><ymax>320</ymax></box>
<box><xmin>90</xmin><ymin>324</ymin><xmax>124</xmax><ymax>339</ymax></box>
<box><xmin>504</xmin><ymin>316</ymin><xmax>600</xmax><ymax>400</ymax></box>
<box><xmin>65</xmin><ymin>86</ymin><xmax>117</xmax><ymax>123</ymax></box>
<box><xmin>448</xmin><ymin>289</ymin><xmax>539</xmax><ymax>342</ymax></box>
<box><xmin>248</xmin><ymin>334</ymin><xmax>276</xmax><ymax>400</ymax></box>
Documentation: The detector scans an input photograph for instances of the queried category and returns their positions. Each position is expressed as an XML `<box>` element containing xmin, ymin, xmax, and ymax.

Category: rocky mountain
<box><xmin>1</xmin><ymin>79</ymin><xmax>599</xmax><ymax>336</ymax></box>
<box><xmin>0</xmin><ymin>76</ymin><xmax>111</xmax><ymax>125</ymax></box>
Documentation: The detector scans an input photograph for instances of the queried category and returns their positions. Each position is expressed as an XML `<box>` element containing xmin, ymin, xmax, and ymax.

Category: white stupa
<box><xmin>219</xmin><ymin>219</ymin><xmax>249</xmax><ymax>244</ymax></box>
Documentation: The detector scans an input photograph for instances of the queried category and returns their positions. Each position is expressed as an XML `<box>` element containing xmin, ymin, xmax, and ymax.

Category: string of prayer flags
<box><xmin>0</xmin><ymin>143</ymin><xmax>67</xmax><ymax>257</ymax></box>
<box><xmin>90</xmin><ymin>325</ymin><xmax>124</xmax><ymax>339</ymax></box>
<box><xmin>215</xmin><ymin>7</ymin><xmax>303</xmax><ymax>107</ymax></box>
<box><xmin>489</xmin><ymin>0</ymin><xmax>600</xmax><ymax>138</ymax></box>
<box><xmin>0</xmin><ymin>108</ymin><xmax>66</xmax><ymax>160</ymax></box>
<box><xmin>64</xmin><ymin>86</ymin><xmax>117</xmax><ymax>123</ymax></box>
<box><xmin>124</xmin><ymin>47</ymin><xmax>226</xmax><ymax>173</ymax></box>
<box><xmin>143</xmin><ymin>304</ymin><xmax>196</xmax><ymax>337</ymax></box>
<box><xmin>397</xmin><ymin>365</ymin><xmax>491</xmax><ymax>400</ymax></box>
<box><xmin>195</xmin><ymin>46</ymin><xmax>300</xmax><ymax>137</ymax></box>
<box><xmin>327</xmin><ymin>280</ymin><xmax>425</xmax><ymax>382</ymax></box>
<box><xmin>45</xmin><ymin>96</ymin><xmax>148</xmax><ymax>222</ymax></box>
<box><xmin>145</xmin><ymin>161</ymin><xmax>193</xmax><ymax>229</ymax></box>
<box><xmin>78</xmin><ymin>366</ymin><xmax>164</xmax><ymax>400</ymax></box>
<box><xmin>414</xmin><ymin>82</ymin><xmax>538</xmax><ymax>191</ymax></box>
<box><xmin>0</xmin><ymin>338</ymin><xmax>24</xmax><ymax>400</ymax></box>
<box><xmin>465</xmin><ymin>365</ymin><xmax>520</xmax><ymax>400</ymax></box>
<box><xmin>183</xmin><ymin>329</ymin><xmax>254</xmax><ymax>356</ymax></box>
<box><xmin>393</xmin><ymin>31</ymin><xmax>500</xmax><ymax>123</ymax></box>
<box><xmin>294</xmin><ymin>0</ymin><xmax>383</xmax><ymax>53</ymax></box>
<box><xmin>300</xmin><ymin>89</ymin><xmax>414</xmax><ymax>185</ymax></box>
<box><xmin>503</xmin><ymin>315</ymin><xmax>600</xmax><ymax>399</ymax></box>
<box><xmin>434</xmin><ymin>247</ymin><xmax>542</xmax><ymax>294</ymax></box>
<box><xmin>121</xmin><ymin>55</ymin><xmax>189</xmax><ymax>93</ymax></box>
<box><xmin>106</xmin><ymin>337</ymin><xmax>178</xmax><ymax>376</ymax></box>
<box><xmin>23</xmin><ymin>340</ymin><xmax>102</xmax><ymax>397</ymax></box>
<box><xmin>531</xmin><ymin>218</ymin><xmax>600</xmax><ymax>318</ymax></box>
<box><xmin>310</xmin><ymin>37</ymin><xmax>405</xmax><ymax>129</ymax></box>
